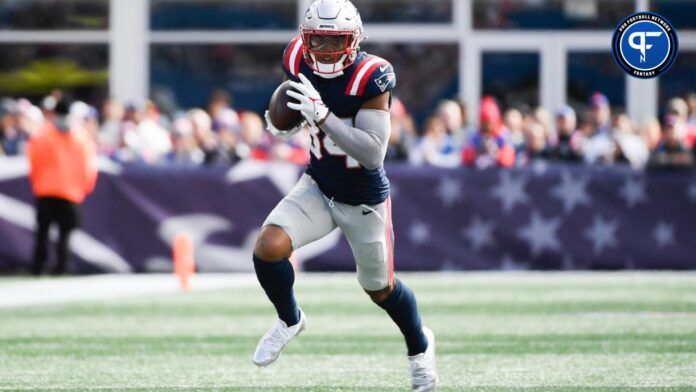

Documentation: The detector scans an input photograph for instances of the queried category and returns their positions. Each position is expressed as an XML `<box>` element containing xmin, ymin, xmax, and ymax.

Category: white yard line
<box><xmin>0</xmin><ymin>274</ymin><xmax>257</xmax><ymax>308</ymax></box>
<box><xmin>0</xmin><ymin>271</ymin><xmax>693</xmax><ymax>308</ymax></box>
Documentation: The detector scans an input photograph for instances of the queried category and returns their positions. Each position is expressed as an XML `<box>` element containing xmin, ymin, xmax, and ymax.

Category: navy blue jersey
<box><xmin>281</xmin><ymin>36</ymin><xmax>396</xmax><ymax>206</ymax></box>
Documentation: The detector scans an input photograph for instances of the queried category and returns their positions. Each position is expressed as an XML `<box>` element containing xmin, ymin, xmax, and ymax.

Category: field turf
<box><xmin>0</xmin><ymin>272</ymin><xmax>695</xmax><ymax>391</ymax></box>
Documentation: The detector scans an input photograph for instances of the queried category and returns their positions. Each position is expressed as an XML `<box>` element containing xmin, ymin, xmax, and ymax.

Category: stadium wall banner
<box><xmin>0</xmin><ymin>157</ymin><xmax>695</xmax><ymax>273</ymax></box>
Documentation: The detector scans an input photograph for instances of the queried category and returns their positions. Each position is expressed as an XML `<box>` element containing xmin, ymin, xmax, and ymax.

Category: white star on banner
<box><xmin>688</xmin><ymin>182</ymin><xmax>696</xmax><ymax>203</ymax></box>
<box><xmin>408</xmin><ymin>221</ymin><xmax>430</xmax><ymax>245</ymax></box>
<box><xmin>550</xmin><ymin>171</ymin><xmax>591</xmax><ymax>214</ymax></box>
<box><xmin>462</xmin><ymin>216</ymin><xmax>495</xmax><ymax>252</ymax></box>
<box><xmin>618</xmin><ymin>177</ymin><xmax>647</xmax><ymax>208</ymax></box>
<box><xmin>652</xmin><ymin>221</ymin><xmax>676</xmax><ymax>248</ymax></box>
<box><xmin>435</xmin><ymin>176</ymin><xmax>463</xmax><ymax>208</ymax></box>
<box><xmin>490</xmin><ymin>171</ymin><xmax>529</xmax><ymax>213</ymax></box>
<box><xmin>584</xmin><ymin>215</ymin><xmax>619</xmax><ymax>255</ymax></box>
<box><xmin>531</xmin><ymin>159</ymin><xmax>548</xmax><ymax>176</ymax></box>
<box><xmin>516</xmin><ymin>211</ymin><xmax>562</xmax><ymax>258</ymax></box>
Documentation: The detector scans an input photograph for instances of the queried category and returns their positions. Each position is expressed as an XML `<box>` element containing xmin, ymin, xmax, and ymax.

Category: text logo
<box><xmin>612</xmin><ymin>12</ymin><xmax>678</xmax><ymax>79</ymax></box>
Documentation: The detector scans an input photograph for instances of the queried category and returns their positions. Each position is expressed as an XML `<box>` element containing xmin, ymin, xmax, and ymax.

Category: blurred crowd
<box><xmin>402</xmin><ymin>92</ymin><xmax>696</xmax><ymax>170</ymax></box>
<box><xmin>2</xmin><ymin>89</ymin><xmax>695</xmax><ymax>170</ymax></box>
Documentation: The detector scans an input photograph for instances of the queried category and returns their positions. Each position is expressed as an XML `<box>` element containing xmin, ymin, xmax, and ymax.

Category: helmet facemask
<box><xmin>301</xmin><ymin>28</ymin><xmax>361</xmax><ymax>77</ymax></box>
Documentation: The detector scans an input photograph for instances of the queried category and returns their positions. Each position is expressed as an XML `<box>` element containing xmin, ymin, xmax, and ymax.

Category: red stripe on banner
<box><xmin>356</xmin><ymin>60</ymin><xmax>387</xmax><ymax>96</ymax></box>
<box><xmin>284</xmin><ymin>37</ymin><xmax>300</xmax><ymax>74</ymax></box>
<box><xmin>386</xmin><ymin>196</ymin><xmax>394</xmax><ymax>285</ymax></box>
<box><xmin>345</xmin><ymin>56</ymin><xmax>373</xmax><ymax>95</ymax></box>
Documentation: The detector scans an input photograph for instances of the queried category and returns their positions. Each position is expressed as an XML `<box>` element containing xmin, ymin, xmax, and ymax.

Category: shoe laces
<box><xmin>262</xmin><ymin>320</ymin><xmax>294</xmax><ymax>352</ymax></box>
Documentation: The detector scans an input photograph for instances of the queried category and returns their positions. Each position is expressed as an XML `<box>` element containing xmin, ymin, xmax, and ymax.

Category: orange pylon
<box><xmin>173</xmin><ymin>234</ymin><xmax>195</xmax><ymax>291</ymax></box>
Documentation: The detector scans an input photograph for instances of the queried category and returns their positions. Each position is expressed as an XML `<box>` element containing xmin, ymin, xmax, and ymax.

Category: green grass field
<box><xmin>1</xmin><ymin>272</ymin><xmax>695</xmax><ymax>391</ymax></box>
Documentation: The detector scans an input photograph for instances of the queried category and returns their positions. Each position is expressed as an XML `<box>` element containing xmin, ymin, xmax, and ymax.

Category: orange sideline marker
<box><xmin>173</xmin><ymin>234</ymin><xmax>195</xmax><ymax>291</ymax></box>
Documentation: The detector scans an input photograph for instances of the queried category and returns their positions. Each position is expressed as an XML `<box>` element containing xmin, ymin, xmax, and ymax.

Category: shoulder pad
<box><xmin>345</xmin><ymin>56</ymin><xmax>396</xmax><ymax>98</ymax></box>
<box><xmin>282</xmin><ymin>36</ymin><xmax>304</xmax><ymax>80</ymax></box>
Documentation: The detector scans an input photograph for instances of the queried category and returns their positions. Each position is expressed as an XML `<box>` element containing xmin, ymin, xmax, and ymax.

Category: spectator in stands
<box><xmin>456</xmin><ymin>99</ymin><xmax>471</xmax><ymax>133</ymax></box>
<box><xmin>142</xmin><ymin>101</ymin><xmax>173</xmax><ymax>161</ymax></box>
<box><xmin>215</xmin><ymin>107</ymin><xmax>241</xmax><ymax>163</ymax></box>
<box><xmin>503</xmin><ymin>108</ymin><xmax>525</xmax><ymax>155</ymax></box>
<box><xmin>208</xmin><ymin>89</ymin><xmax>239</xmax><ymax>133</ymax></box>
<box><xmin>437</xmin><ymin>99</ymin><xmax>467</xmax><ymax>144</ymax></box>
<box><xmin>410</xmin><ymin>116</ymin><xmax>460</xmax><ymax>168</ymax></box>
<box><xmin>533</xmin><ymin>106</ymin><xmax>554</xmax><ymax>141</ymax></box>
<box><xmin>583</xmin><ymin>93</ymin><xmax>616</xmax><ymax>164</ymax></box>
<box><xmin>462</xmin><ymin>96</ymin><xmax>515</xmax><ymax>168</ymax></box>
<box><xmin>687</xmin><ymin>93</ymin><xmax>696</xmax><ymax>126</ymax></box>
<box><xmin>188</xmin><ymin>108</ymin><xmax>222</xmax><ymax>164</ymax></box>
<box><xmin>588</xmin><ymin>92</ymin><xmax>612</xmax><ymax>135</ymax></box>
<box><xmin>612</xmin><ymin>113</ymin><xmax>649</xmax><ymax>168</ymax></box>
<box><xmin>550</xmin><ymin>105</ymin><xmax>582</xmax><ymax>162</ymax></box>
<box><xmin>666</xmin><ymin>97</ymin><xmax>696</xmax><ymax>149</ymax></box>
<box><xmin>234</xmin><ymin>111</ymin><xmax>273</xmax><ymax>161</ymax></box>
<box><xmin>98</xmin><ymin>98</ymin><xmax>125</xmax><ymax>157</ymax></box>
<box><xmin>517</xmin><ymin>121</ymin><xmax>551</xmax><ymax>166</ymax></box>
<box><xmin>640</xmin><ymin>117</ymin><xmax>662</xmax><ymax>153</ymax></box>
<box><xmin>16</xmin><ymin>104</ymin><xmax>45</xmax><ymax>138</ymax></box>
<box><xmin>649</xmin><ymin>115</ymin><xmax>693</xmax><ymax>169</ymax></box>
<box><xmin>386</xmin><ymin>97</ymin><xmax>414</xmax><ymax>161</ymax></box>
<box><xmin>1</xmin><ymin>100</ymin><xmax>31</xmax><ymax>156</ymax></box>
<box><xmin>27</xmin><ymin>99</ymin><xmax>98</xmax><ymax>275</ymax></box>
<box><xmin>167</xmin><ymin>115</ymin><xmax>205</xmax><ymax>165</ymax></box>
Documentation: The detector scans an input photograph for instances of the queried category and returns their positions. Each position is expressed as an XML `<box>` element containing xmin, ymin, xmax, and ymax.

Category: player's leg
<box><xmin>31</xmin><ymin>197</ymin><xmax>52</xmax><ymax>276</ymax></box>
<box><xmin>333</xmin><ymin>197</ymin><xmax>437</xmax><ymax>390</ymax></box>
<box><xmin>252</xmin><ymin>174</ymin><xmax>337</xmax><ymax>366</ymax></box>
<box><xmin>53</xmin><ymin>199</ymin><xmax>79</xmax><ymax>275</ymax></box>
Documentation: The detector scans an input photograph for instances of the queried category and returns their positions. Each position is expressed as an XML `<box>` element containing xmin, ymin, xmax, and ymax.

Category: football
<box><xmin>268</xmin><ymin>80</ymin><xmax>303</xmax><ymax>131</ymax></box>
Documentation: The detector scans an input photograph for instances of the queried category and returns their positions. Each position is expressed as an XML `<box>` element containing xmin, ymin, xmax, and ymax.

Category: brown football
<box><xmin>268</xmin><ymin>80</ymin><xmax>303</xmax><ymax>131</ymax></box>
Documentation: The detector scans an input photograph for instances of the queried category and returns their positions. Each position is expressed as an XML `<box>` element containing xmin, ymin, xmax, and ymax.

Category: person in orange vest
<box><xmin>27</xmin><ymin>100</ymin><xmax>98</xmax><ymax>275</ymax></box>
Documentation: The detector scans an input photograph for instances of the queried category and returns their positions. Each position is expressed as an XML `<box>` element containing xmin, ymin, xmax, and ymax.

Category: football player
<box><xmin>252</xmin><ymin>1</ymin><xmax>437</xmax><ymax>390</ymax></box>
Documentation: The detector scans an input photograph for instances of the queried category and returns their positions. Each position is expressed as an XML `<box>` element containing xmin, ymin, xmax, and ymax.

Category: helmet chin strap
<box><xmin>311</xmin><ymin>54</ymin><xmax>346</xmax><ymax>79</ymax></box>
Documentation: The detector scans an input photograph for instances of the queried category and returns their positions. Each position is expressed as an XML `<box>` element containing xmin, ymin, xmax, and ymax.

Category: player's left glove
<box><xmin>264</xmin><ymin>110</ymin><xmax>304</xmax><ymax>140</ymax></box>
<box><xmin>286</xmin><ymin>73</ymin><xmax>330</xmax><ymax>126</ymax></box>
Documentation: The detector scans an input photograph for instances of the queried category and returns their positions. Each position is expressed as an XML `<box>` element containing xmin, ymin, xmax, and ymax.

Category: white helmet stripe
<box><xmin>288</xmin><ymin>39</ymin><xmax>303</xmax><ymax>77</ymax></box>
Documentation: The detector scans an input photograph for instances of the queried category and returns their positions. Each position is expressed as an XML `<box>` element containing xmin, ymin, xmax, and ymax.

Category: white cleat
<box><xmin>408</xmin><ymin>326</ymin><xmax>438</xmax><ymax>391</ymax></box>
<box><xmin>252</xmin><ymin>309</ymin><xmax>306</xmax><ymax>367</ymax></box>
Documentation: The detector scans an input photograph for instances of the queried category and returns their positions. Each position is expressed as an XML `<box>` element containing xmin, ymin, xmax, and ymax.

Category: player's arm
<box><xmin>316</xmin><ymin>93</ymin><xmax>390</xmax><ymax>170</ymax></box>
<box><xmin>287</xmin><ymin>74</ymin><xmax>391</xmax><ymax>170</ymax></box>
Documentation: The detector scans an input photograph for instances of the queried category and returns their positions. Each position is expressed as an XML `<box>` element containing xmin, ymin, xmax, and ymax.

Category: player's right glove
<box><xmin>264</xmin><ymin>110</ymin><xmax>305</xmax><ymax>140</ymax></box>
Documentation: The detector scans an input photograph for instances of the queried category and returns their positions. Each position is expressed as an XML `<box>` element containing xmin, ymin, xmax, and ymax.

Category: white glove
<box><xmin>286</xmin><ymin>73</ymin><xmax>330</xmax><ymax>126</ymax></box>
<box><xmin>264</xmin><ymin>110</ymin><xmax>304</xmax><ymax>140</ymax></box>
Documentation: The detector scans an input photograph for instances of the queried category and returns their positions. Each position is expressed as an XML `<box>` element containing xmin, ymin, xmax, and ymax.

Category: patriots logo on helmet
<box><xmin>374</xmin><ymin>72</ymin><xmax>395</xmax><ymax>93</ymax></box>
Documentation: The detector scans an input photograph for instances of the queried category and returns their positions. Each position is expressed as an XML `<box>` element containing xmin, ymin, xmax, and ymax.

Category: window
<box><xmin>352</xmin><ymin>0</ymin><xmax>452</xmax><ymax>24</ymax></box>
<box><xmin>473</xmin><ymin>0</ymin><xmax>634</xmax><ymax>30</ymax></box>
<box><xmin>150</xmin><ymin>44</ymin><xmax>285</xmax><ymax>113</ymax></box>
<box><xmin>0</xmin><ymin>44</ymin><xmax>108</xmax><ymax>105</ymax></box>
<box><xmin>482</xmin><ymin>52</ymin><xmax>539</xmax><ymax>111</ymax></box>
<box><xmin>567</xmin><ymin>52</ymin><xmax>626</xmax><ymax>114</ymax></box>
<box><xmin>650</xmin><ymin>0</ymin><xmax>696</xmax><ymax>30</ymax></box>
<box><xmin>150</xmin><ymin>0</ymin><xmax>296</xmax><ymax>30</ymax></box>
<box><xmin>0</xmin><ymin>0</ymin><xmax>109</xmax><ymax>30</ymax></box>
<box><xmin>362</xmin><ymin>43</ymin><xmax>459</xmax><ymax>126</ymax></box>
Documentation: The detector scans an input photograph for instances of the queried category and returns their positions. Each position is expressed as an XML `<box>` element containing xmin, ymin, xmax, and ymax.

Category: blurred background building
<box><xmin>0</xmin><ymin>0</ymin><xmax>693</xmax><ymax>127</ymax></box>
